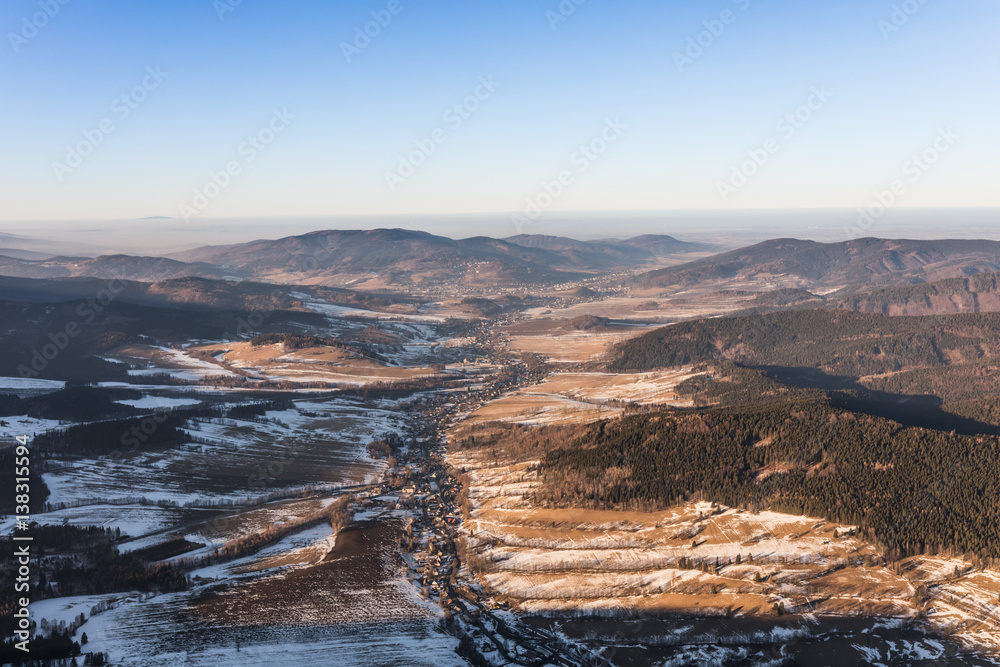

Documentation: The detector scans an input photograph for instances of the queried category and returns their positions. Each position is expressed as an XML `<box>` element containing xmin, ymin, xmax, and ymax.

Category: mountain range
<box><xmin>0</xmin><ymin>229</ymin><xmax>707</xmax><ymax>287</ymax></box>
<box><xmin>7</xmin><ymin>232</ymin><xmax>1000</xmax><ymax>301</ymax></box>
<box><xmin>635</xmin><ymin>237</ymin><xmax>1000</xmax><ymax>291</ymax></box>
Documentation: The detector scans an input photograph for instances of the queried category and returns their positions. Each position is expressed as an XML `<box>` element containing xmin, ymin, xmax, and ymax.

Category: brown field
<box><xmin>235</xmin><ymin>533</ymin><xmax>335</xmax><ymax>574</ymax></box>
<box><xmin>521</xmin><ymin>291</ymin><xmax>755</xmax><ymax>324</ymax></box>
<box><xmin>462</xmin><ymin>369</ymin><xmax>700</xmax><ymax>426</ymax></box>
<box><xmin>191</xmin><ymin>518</ymin><xmax>435</xmax><ymax>626</ymax></box>
<box><xmin>194</xmin><ymin>341</ymin><xmax>438</xmax><ymax>384</ymax></box>
<box><xmin>107</xmin><ymin>344</ymin><xmax>241</xmax><ymax>379</ymax></box>
<box><xmin>506</xmin><ymin>330</ymin><xmax>649</xmax><ymax>363</ymax></box>
<box><xmin>505</xmin><ymin>290</ymin><xmax>766</xmax><ymax>363</ymax></box>
<box><xmin>447</xmin><ymin>445</ymin><xmax>1000</xmax><ymax>653</ymax></box>
<box><xmin>197</xmin><ymin>498</ymin><xmax>336</xmax><ymax>544</ymax></box>
<box><xmin>463</xmin><ymin>394</ymin><xmax>621</xmax><ymax>426</ymax></box>
<box><xmin>527</xmin><ymin>369</ymin><xmax>699</xmax><ymax>405</ymax></box>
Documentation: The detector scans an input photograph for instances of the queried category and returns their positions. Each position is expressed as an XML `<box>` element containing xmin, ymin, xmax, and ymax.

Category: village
<box><xmin>349</xmin><ymin>316</ymin><xmax>611</xmax><ymax>666</ymax></box>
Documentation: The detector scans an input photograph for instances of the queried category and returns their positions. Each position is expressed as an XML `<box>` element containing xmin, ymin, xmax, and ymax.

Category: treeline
<box><xmin>250</xmin><ymin>332</ymin><xmax>388</xmax><ymax>362</ymax></box>
<box><xmin>0</xmin><ymin>525</ymin><xmax>189</xmax><ymax>660</ymax></box>
<box><xmin>14</xmin><ymin>524</ymin><xmax>119</xmax><ymax>553</ymax></box>
<box><xmin>339</xmin><ymin>376</ymin><xmax>460</xmax><ymax>401</ymax></box>
<box><xmin>251</xmin><ymin>332</ymin><xmax>353</xmax><ymax>351</ymax></box>
<box><xmin>863</xmin><ymin>358</ymin><xmax>1000</xmax><ymax>404</ymax></box>
<box><xmin>353</xmin><ymin>325</ymin><xmax>404</xmax><ymax>346</ymax></box>
<box><xmin>31</xmin><ymin>413</ymin><xmax>189</xmax><ymax>458</ymax></box>
<box><xmin>674</xmin><ymin>363</ymin><xmax>825</xmax><ymax>408</ymax></box>
<box><xmin>0</xmin><ymin>629</ymin><xmax>92</xmax><ymax>665</ymax></box>
<box><xmin>172</xmin><ymin>495</ymin><xmax>353</xmax><ymax>570</ymax></box>
<box><xmin>25</xmin><ymin>397</ymin><xmax>299</xmax><ymax>460</ymax></box>
<box><xmin>29</xmin><ymin>541</ymin><xmax>189</xmax><ymax>599</ymax></box>
<box><xmin>462</xmin><ymin>400</ymin><xmax>1000</xmax><ymax>561</ymax></box>
<box><xmin>224</xmin><ymin>398</ymin><xmax>294</xmax><ymax>420</ymax></box>
<box><xmin>608</xmin><ymin>308</ymin><xmax>1000</xmax><ymax>376</ymax></box>
<box><xmin>311</xmin><ymin>285</ymin><xmax>421</xmax><ymax>311</ymax></box>
<box><xmin>0</xmin><ymin>385</ymin><xmax>143</xmax><ymax>421</ymax></box>
<box><xmin>672</xmin><ymin>356</ymin><xmax>1000</xmax><ymax>435</ymax></box>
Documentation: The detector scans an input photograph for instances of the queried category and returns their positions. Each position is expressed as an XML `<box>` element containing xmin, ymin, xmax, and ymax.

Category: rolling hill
<box><xmin>0</xmin><ymin>229</ymin><xmax>709</xmax><ymax>288</ymax></box>
<box><xmin>607</xmin><ymin>308</ymin><xmax>1000</xmax><ymax>377</ymax></box>
<box><xmin>172</xmin><ymin>228</ymin><xmax>701</xmax><ymax>286</ymax></box>
<box><xmin>503</xmin><ymin>233</ymin><xmax>708</xmax><ymax>269</ymax></box>
<box><xmin>0</xmin><ymin>254</ymin><xmax>240</xmax><ymax>282</ymax></box>
<box><xmin>635</xmin><ymin>237</ymin><xmax>1000</xmax><ymax>291</ymax></box>
<box><xmin>0</xmin><ymin>276</ymin><xmax>417</xmax><ymax>313</ymax></box>
<box><xmin>833</xmin><ymin>271</ymin><xmax>1000</xmax><ymax>315</ymax></box>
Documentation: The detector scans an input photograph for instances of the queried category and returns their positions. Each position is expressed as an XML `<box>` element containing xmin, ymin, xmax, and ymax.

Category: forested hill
<box><xmin>472</xmin><ymin>402</ymin><xmax>1000</xmax><ymax>560</ymax></box>
<box><xmin>607</xmin><ymin>309</ymin><xmax>1000</xmax><ymax>376</ymax></box>
<box><xmin>833</xmin><ymin>271</ymin><xmax>1000</xmax><ymax>315</ymax></box>
<box><xmin>0</xmin><ymin>275</ymin><xmax>417</xmax><ymax>313</ymax></box>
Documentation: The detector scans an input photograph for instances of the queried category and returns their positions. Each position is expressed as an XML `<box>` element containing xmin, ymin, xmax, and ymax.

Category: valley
<box><xmin>9</xmin><ymin>5</ymin><xmax>997</xmax><ymax>664</ymax></box>
<box><xmin>4</xmin><ymin>229</ymin><xmax>1000</xmax><ymax>666</ymax></box>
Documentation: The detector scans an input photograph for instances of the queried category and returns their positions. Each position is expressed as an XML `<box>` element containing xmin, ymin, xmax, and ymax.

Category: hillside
<box><xmin>608</xmin><ymin>309</ymin><xmax>1000</xmax><ymax>376</ymax></box>
<box><xmin>171</xmin><ymin>229</ymin><xmax>709</xmax><ymax>287</ymax></box>
<box><xmin>635</xmin><ymin>238</ymin><xmax>1000</xmax><ymax>291</ymax></box>
<box><xmin>0</xmin><ymin>276</ymin><xmax>413</xmax><ymax>313</ymax></box>
<box><xmin>172</xmin><ymin>229</ymin><xmax>586</xmax><ymax>286</ymax></box>
<box><xmin>834</xmin><ymin>271</ymin><xmax>1000</xmax><ymax>315</ymax></box>
<box><xmin>504</xmin><ymin>233</ymin><xmax>707</xmax><ymax>269</ymax></box>
<box><xmin>610</xmin><ymin>233</ymin><xmax>712</xmax><ymax>255</ymax></box>
<box><xmin>0</xmin><ymin>292</ymin><xmax>335</xmax><ymax>381</ymax></box>
<box><xmin>0</xmin><ymin>254</ymin><xmax>239</xmax><ymax>282</ymax></box>
<box><xmin>0</xmin><ymin>229</ymin><xmax>709</xmax><ymax>288</ymax></box>
<box><xmin>459</xmin><ymin>402</ymin><xmax>1000</xmax><ymax>559</ymax></box>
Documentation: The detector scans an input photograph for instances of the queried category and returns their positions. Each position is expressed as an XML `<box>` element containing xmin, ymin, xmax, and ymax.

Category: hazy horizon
<box><xmin>1</xmin><ymin>207</ymin><xmax>997</xmax><ymax>257</ymax></box>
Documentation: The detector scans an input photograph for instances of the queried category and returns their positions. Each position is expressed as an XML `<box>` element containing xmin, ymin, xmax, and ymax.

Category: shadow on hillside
<box><xmin>757</xmin><ymin>365</ymin><xmax>1000</xmax><ymax>437</ymax></box>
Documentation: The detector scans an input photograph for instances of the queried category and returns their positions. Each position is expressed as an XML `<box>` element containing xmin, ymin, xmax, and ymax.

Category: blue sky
<box><xmin>1</xmin><ymin>0</ymin><xmax>997</xmax><ymax>224</ymax></box>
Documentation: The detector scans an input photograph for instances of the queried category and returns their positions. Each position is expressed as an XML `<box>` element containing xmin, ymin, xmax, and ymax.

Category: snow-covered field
<box><xmin>115</xmin><ymin>345</ymin><xmax>243</xmax><ymax>381</ymax></box>
<box><xmin>19</xmin><ymin>379</ymin><xmax>466</xmax><ymax>666</ymax></box>
<box><xmin>36</xmin><ymin>394</ymin><xmax>406</xmax><ymax>541</ymax></box>
<box><xmin>463</xmin><ymin>369</ymin><xmax>700</xmax><ymax>426</ymax></box>
<box><xmin>0</xmin><ymin>414</ymin><xmax>65</xmax><ymax>439</ymax></box>
<box><xmin>75</xmin><ymin>515</ymin><xmax>463</xmax><ymax>667</ymax></box>
<box><xmin>115</xmin><ymin>396</ymin><xmax>203</xmax><ymax>409</ymax></box>
<box><xmin>0</xmin><ymin>376</ymin><xmax>66</xmax><ymax>391</ymax></box>
<box><xmin>298</xmin><ymin>295</ymin><xmax>449</xmax><ymax>324</ymax></box>
<box><xmin>0</xmin><ymin>503</ymin><xmax>187</xmax><ymax>538</ymax></box>
<box><xmin>82</xmin><ymin>609</ymin><xmax>463</xmax><ymax>667</ymax></box>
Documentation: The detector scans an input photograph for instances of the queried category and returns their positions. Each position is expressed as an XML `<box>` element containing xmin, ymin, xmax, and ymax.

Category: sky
<box><xmin>1</xmin><ymin>0</ymin><xmax>998</xmax><ymax>231</ymax></box>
